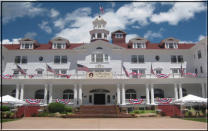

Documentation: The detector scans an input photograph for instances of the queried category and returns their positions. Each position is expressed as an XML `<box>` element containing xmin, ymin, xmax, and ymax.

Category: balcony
<box><xmin>5</xmin><ymin>73</ymin><xmax>199</xmax><ymax>80</ymax></box>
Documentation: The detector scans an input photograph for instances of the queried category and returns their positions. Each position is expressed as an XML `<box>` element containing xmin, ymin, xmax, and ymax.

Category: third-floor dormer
<box><xmin>19</xmin><ymin>38</ymin><xmax>37</xmax><ymax>49</ymax></box>
<box><xmin>50</xmin><ymin>37</ymin><xmax>70</xmax><ymax>49</ymax></box>
<box><xmin>129</xmin><ymin>37</ymin><xmax>147</xmax><ymax>49</ymax></box>
<box><xmin>161</xmin><ymin>37</ymin><xmax>179</xmax><ymax>49</ymax></box>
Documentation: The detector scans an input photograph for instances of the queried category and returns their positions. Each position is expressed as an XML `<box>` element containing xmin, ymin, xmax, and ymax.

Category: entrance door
<box><xmin>94</xmin><ymin>94</ymin><xmax>105</xmax><ymax>105</ymax></box>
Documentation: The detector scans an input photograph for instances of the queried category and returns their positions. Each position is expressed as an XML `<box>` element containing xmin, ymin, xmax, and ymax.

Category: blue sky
<box><xmin>2</xmin><ymin>1</ymin><xmax>207</xmax><ymax>44</ymax></box>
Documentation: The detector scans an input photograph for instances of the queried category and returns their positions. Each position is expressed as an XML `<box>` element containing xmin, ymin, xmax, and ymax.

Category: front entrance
<box><xmin>94</xmin><ymin>94</ymin><xmax>105</xmax><ymax>105</ymax></box>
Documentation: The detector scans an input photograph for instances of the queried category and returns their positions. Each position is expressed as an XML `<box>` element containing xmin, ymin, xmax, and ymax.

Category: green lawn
<box><xmin>183</xmin><ymin>118</ymin><xmax>207</xmax><ymax>123</ymax></box>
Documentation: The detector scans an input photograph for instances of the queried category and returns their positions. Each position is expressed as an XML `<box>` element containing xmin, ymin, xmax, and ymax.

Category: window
<box><xmin>169</xmin><ymin>43</ymin><xmax>174</xmax><ymax>48</ymax></box>
<box><xmin>96</xmin><ymin>47</ymin><xmax>103</xmax><ymax>50</ymax></box>
<box><xmin>155</xmin><ymin>69</ymin><xmax>162</xmax><ymax>74</ymax></box>
<box><xmin>133</xmin><ymin>43</ymin><xmax>145</xmax><ymax>48</ymax></box>
<box><xmin>35</xmin><ymin>89</ymin><xmax>44</xmax><ymax>99</ymax></box>
<box><xmin>138</xmin><ymin>55</ymin><xmax>144</xmax><ymax>63</ymax></box>
<box><xmin>131</xmin><ymin>55</ymin><xmax>137</xmax><ymax>63</ymax></box>
<box><xmin>166</xmin><ymin>42</ymin><xmax>178</xmax><ymax>49</ymax></box>
<box><xmin>154</xmin><ymin>89</ymin><xmax>164</xmax><ymax>98</ymax></box>
<box><xmin>115</xmin><ymin>33</ymin><xmax>123</xmax><ymax>38</ymax></box>
<box><xmin>61</xmin><ymin>56</ymin><xmax>67</xmax><ymax>63</ymax></box>
<box><xmin>104</xmin><ymin>34</ymin><xmax>107</xmax><ymax>39</ymax></box>
<box><xmin>21</xmin><ymin>43</ymin><xmax>33</xmax><ymax>49</ymax></box>
<box><xmin>22</xmin><ymin>56</ymin><xmax>27</xmax><ymax>64</ymax></box>
<box><xmin>15</xmin><ymin>56</ymin><xmax>27</xmax><ymax>64</ymax></box>
<box><xmin>125</xmin><ymin>89</ymin><xmax>136</xmax><ymax>99</ymax></box>
<box><xmin>107</xmin><ymin>95</ymin><xmax>110</xmax><ymax>103</ymax></box>
<box><xmin>15</xmin><ymin>56</ymin><xmax>21</xmax><ymax>63</ymax></box>
<box><xmin>178</xmin><ymin>55</ymin><xmax>184</xmax><ymax>63</ymax></box>
<box><xmin>198</xmin><ymin>50</ymin><xmax>202</xmax><ymax>59</ymax></box>
<box><xmin>155</xmin><ymin>56</ymin><xmax>160</xmax><ymax>61</ymax></box>
<box><xmin>182</xmin><ymin>88</ymin><xmax>187</xmax><ymax>97</ymax></box>
<box><xmin>171</xmin><ymin>56</ymin><xmax>177</xmax><ymax>63</ymax></box>
<box><xmin>54</xmin><ymin>56</ymin><xmax>60</xmax><ymax>64</ymax></box>
<box><xmin>91</xmin><ymin>53</ymin><xmax>109</xmax><ymax>63</ymax></box>
<box><xmin>39</xmin><ymin>56</ymin><xmax>43</xmax><ymax>61</ymax></box>
<box><xmin>97</xmin><ymin>33</ymin><xmax>102</xmax><ymax>38</ymax></box>
<box><xmin>172</xmin><ymin>69</ymin><xmax>178</xmax><ymax>74</ymax></box>
<box><xmin>25</xmin><ymin>44</ymin><xmax>30</xmax><ymax>49</ymax></box>
<box><xmin>37</xmin><ymin>70</ymin><xmax>43</xmax><ymax>75</ymax></box>
<box><xmin>139</xmin><ymin>69</ymin><xmax>145</xmax><ymax>75</ymax></box>
<box><xmin>63</xmin><ymin>89</ymin><xmax>74</xmax><ymax>99</ymax></box>
<box><xmin>195</xmin><ymin>68</ymin><xmax>198</xmax><ymax>75</ymax></box>
<box><xmin>53</xmin><ymin>43</ymin><xmax>66</xmax><ymax>49</ymax></box>
<box><xmin>11</xmin><ymin>89</ymin><xmax>16</xmax><ymax>97</ymax></box>
<box><xmin>13</xmin><ymin>70</ymin><xmax>19</xmax><ymax>75</ymax></box>
<box><xmin>92</xmin><ymin>34</ymin><xmax>95</xmax><ymax>39</ymax></box>
<box><xmin>200</xmin><ymin>66</ymin><xmax>203</xmax><ymax>73</ymax></box>
<box><xmin>132</xmin><ymin>69</ymin><xmax>138</xmax><ymax>78</ymax></box>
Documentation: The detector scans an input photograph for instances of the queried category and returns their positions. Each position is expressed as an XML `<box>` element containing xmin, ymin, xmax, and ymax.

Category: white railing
<box><xmin>125</xmin><ymin>98</ymin><xmax>176</xmax><ymax>105</ymax></box>
<box><xmin>6</xmin><ymin>73</ymin><xmax>199</xmax><ymax>80</ymax></box>
<box><xmin>125</xmin><ymin>99</ymin><xmax>147</xmax><ymax>105</ymax></box>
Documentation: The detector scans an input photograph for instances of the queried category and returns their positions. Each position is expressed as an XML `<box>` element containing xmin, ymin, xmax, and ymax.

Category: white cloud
<box><xmin>38</xmin><ymin>21</ymin><xmax>52</xmax><ymax>33</ymax></box>
<box><xmin>132</xmin><ymin>25</ymin><xmax>140</xmax><ymax>29</ymax></box>
<box><xmin>126</xmin><ymin>34</ymin><xmax>139</xmax><ymax>42</ymax></box>
<box><xmin>144</xmin><ymin>28</ymin><xmax>164</xmax><ymax>40</ymax></box>
<box><xmin>198</xmin><ymin>35</ymin><xmax>205</xmax><ymax>41</ymax></box>
<box><xmin>179</xmin><ymin>40</ymin><xmax>194</xmax><ymax>43</ymax></box>
<box><xmin>111</xmin><ymin>2</ymin><xmax>116</xmax><ymax>8</ymax></box>
<box><xmin>2</xmin><ymin>38</ymin><xmax>21</xmax><ymax>44</ymax></box>
<box><xmin>24</xmin><ymin>32</ymin><xmax>37</xmax><ymax>39</ymax></box>
<box><xmin>151</xmin><ymin>2</ymin><xmax>206</xmax><ymax>25</ymax></box>
<box><xmin>2</xmin><ymin>2</ymin><xmax>46</xmax><ymax>24</ymax></box>
<box><xmin>55</xmin><ymin>3</ymin><xmax>155</xmax><ymax>43</ymax></box>
<box><xmin>50</xmin><ymin>8</ymin><xmax>59</xmax><ymax>18</ymax></box>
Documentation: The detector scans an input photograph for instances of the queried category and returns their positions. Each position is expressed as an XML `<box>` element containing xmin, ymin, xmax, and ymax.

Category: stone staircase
<box><xmin>70</xmin><ymin>105</ymin><xmax>135</xmax><ymax>118</ymax></box>
<box><xmin>157</xmin><ymin>105</ymin><xmax>182</xmax><ymax>117</ymax></box>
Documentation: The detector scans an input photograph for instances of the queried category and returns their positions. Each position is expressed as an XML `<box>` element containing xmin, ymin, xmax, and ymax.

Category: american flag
<box><xmin>179</xmin><ymin>63</ymin><xmax>184</xmax><ymax>77</ymax></box>
<box><xmin>77</xmin><ymin>64</ymin><xmax>89</xmax><ymax>72</ymax></box>
<box><xmin>16</xmin><ymin>65</ymin><xmax>26</xmax><ymax>75</ymax></box>
<box><xmin>99</xmin><ymin>5</ymin><xmax>104</xmax><ymax>14</ymax></box>
<box><xmin>122</xmin><ymin>65</ymin><xmax>129</xmax><ymax>77</ymax></box>
<box><xmin>46</xmin><ymin>64</ymin><xmax>55</xmax><ymax>73</ymax></box>
<box><xmin>151</xmin><ymin>64</ymin><xmax>155</xmax><ymax>75</ymax></box>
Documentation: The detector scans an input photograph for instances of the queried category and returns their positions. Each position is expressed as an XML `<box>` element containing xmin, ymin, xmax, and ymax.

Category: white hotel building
<box><xmin>1</xmin><ymin>17</ymin><xmax>207</xmax><ymax>108</ymax></box>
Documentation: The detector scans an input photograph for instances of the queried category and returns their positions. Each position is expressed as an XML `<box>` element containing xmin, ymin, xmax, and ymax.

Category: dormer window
<box><xmin>165</xmin><ymin>42</ymin><xmax>178</xmax><ymax>49</ymax></box>
<box><xmin>133</xmin><ymin>43</ymin><xmax>145</xmax><ymax>48</ymax></box>
<box><xmin>53</xmin><ymin>43</ymin><xmax>66</xmax><ymax>49</ymax></box>
<box><xmin>19</xmin><ymin>38</ymin><xmax>35</xmax><ymax>49</ymax></box>
<box><xmin>115</xmin><ymin>33</ymin><xmax>123</xmax><ymax>38</ymax></box>
<box><xmin>21</xmin><ymin>43</ymin><xmax>33</xmax><ymax>49</ymax></box>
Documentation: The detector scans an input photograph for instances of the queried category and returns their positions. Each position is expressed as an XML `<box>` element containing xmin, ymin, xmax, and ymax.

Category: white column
<box><xmin>174</xmin><ymin>83</ymin><xmax>178</xmax><ymax>100</ymax></box>
<box><xmin>117</xmin><ymin>84</ymin><xmax>121</xmax><ymax>105</ymax></box>
<box><xmin>121</xmin><ymin>83</ymin><xmax>126</xmax><ymax>105</ymax></box>
<box><xmin>49</xmin><ymin>84</ymin><xmax>53</xmax><ymax>103</ymax></box>
<box><xmin>73</xmin><ymin>84</ymin><xmax>78</xmax><ymax>106</ymax></box>
<box><xmin>20</xmin><ymin>84</ymin><xmax>24</xmax><ymax>100</ymax></box>
<box><xmin>44</xmin><ymin>84</ymin><xmax>48</xmax><ymax>104</ymax></box>
<box><xmin>78</xmin><ymin>84</ymin><xmax>82</xmax><ymax>105</ymax></box>
<box><xmin>201</xmin><ymin>83</ymin><xmax>205</xmax><ymax>98</ymax></box>
<box><xmin>179</xmin><ymin>83</ymin><xmax>183</xmax><ymax>98</ymax></box>
<box><xmin>151</xmin><ymin>84</ymin><xmax>155</xmax><ymax>105</ymax></box>
<box><xmin>15</xmin><ymin>84</ymin><xmax>20</xmax><ymax>99</ymax></box>
<box><xmin>145</xmin><ymin>84</ymin><xmax>150</xmax><ymax>104</ymax></box>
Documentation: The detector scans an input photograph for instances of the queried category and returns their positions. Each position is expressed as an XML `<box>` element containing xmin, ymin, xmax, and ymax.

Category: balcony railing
<box><xmin>125</xmin><ymin>98</ymin><xmax>175</xmax><ymax>105</ymax></box>
<box><xmin>6</xmin><ymin>73</ymin><xmax>199</xmax><ymax>80</ymax></box>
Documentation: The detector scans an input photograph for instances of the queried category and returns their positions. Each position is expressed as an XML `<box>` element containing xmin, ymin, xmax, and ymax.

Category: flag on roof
<box><xmin>122</xmin><ymin>65</ymin><xmax>129</xmax><ymax>77</ymax></box>
<box><xmin>77</xmin><ymin>64</ymin><xmax>89</xmax><ymax>72</ymax></box>
<box><xmin>16</xmin><ymin>65</ymin><xmax>26</xmax><ymax>75</ymax></box>
<box><xmin>99</xmin><ymin>5</ymin><xmax>104</xmax><ymax>14</ymax></box>
<box><xmin>46</xmin><ymin>64</ymin><xmax>55</xmax><ymax>73</ymax></box>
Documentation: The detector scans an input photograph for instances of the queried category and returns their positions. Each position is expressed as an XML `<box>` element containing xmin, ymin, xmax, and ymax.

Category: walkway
<box><xmin>2</xmin><ymin>117</ymin><xmax>207</xmax><ymax>130</ymax></box>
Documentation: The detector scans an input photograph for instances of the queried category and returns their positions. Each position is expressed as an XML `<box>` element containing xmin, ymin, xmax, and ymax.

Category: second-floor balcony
<box><xmin>5</xmin><ymin>72</ymin><xmax>201</xmax><ymax>80</ymax></box>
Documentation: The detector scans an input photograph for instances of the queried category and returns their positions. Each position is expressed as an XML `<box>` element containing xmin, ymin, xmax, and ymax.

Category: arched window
<box><xmin>11</xmin><ymin>89</ymin><xmax>16</xmax><ymax>97</ymax></box>
<box><xmin>97</xmin><ymin>33</ymin><xmax>102</xmax><ymax>38</ymax></box>
<box><xmin>63</xmin><ymin>89</ymin><xmax>74</xmax><ymax>99</ymax></box>
<box><xmin>125</xmin><ymin>89</ymin><xmax>136</xmax><ymax>99</ymax></box>
<box><xmin>35</xmin><ymin>89</ymin><xmax>44</xmax><ymax>99</ymax></box>
<box><xmin>154</xmin><ymin>88</ymin><xmax>164</xmax><ymax>98</ymax></box>
<box><xmin>96</xmin><ymin>47</ymin><xmax>103</xmax><ymax>50</ymax></box>
<box><xmin>182</xmin><ymin>88</ymin><xmax>187</xmax><ymax>97</ymax></box>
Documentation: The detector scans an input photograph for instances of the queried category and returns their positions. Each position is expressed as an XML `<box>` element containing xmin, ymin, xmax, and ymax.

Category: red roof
<box><xmin>3</xmin><ymin>42</ymin><xmax>195</xmax><ymax>50</ymax></box>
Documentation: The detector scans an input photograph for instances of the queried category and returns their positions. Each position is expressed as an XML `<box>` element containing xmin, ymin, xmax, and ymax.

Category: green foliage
<box><xmin>183</xmin><ymin>118</ymin><xmax>207</xmax><ymax>123</ymax></box>
<box><xmin>37</xmin><ymin>112</ymin><xmax>49</xmax><ymax>117</ymax></box>
<box><xmin>131</xmin><ymin>110</ymin><xmax>156</xmax><ymax>114</ymax></box>
<box><xmin>2</xmin><ymin>111</ymin><xmax>13</xmax><ymax>119</ymax></box>
<box><xmin>2</xmin><ymin>106</ymin><xmax>10</xmax><ymax>112</ymax></box>
<box><xmin>64</xmin><ymin>106</ymin><xmax>72</xmax><ymax>113</ymax></box>
<box><xmin>48</xmin><ymin>102</ymin><xmax>65</xmax><ymax>113</ymax></box>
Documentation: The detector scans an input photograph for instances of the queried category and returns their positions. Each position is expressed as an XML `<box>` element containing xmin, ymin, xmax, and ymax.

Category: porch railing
<box><xmin>52</xmin><ymin>99</ymin><xmax>74</xmax><ymax>105</ymax></box>
<box><xmin>125</xmin><ymin>98</ymin><xmax>175</xmax><ymax>105</ymax></box>
<box><xmin>7</xmin><ymin>73</ymin><xmax>199</xmax><ymax>80</ymax></box>
<box><xmin>23</xmin><ymin>99</ymin><xmax>45</xmax><ymax>105</ymax></box>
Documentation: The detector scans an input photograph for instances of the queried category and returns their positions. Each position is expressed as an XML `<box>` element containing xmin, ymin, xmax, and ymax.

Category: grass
<box><xmin>1</xmin><ymin>118</ymin><xmax>21</xmax><ymax>123</ymax></box>
<box><xmin>183</xmin><ymin>117</ymin><xmax>207</xmax><ymax>123</ymax></box>
<box><xmin>130</xmin><ymin>110</ymin><xmax>156</xmax><ymax>114</ymax></box>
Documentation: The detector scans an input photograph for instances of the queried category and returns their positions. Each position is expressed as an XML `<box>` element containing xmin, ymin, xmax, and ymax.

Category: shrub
<box><xmin>48</xmin><ymin>102</ymin><xmax>65</xmax><ymax>113</ymax></box>
<box><xmin>37</xmin><ymin>112</ymin><xmax>49</xmax><ymax>117</ymax></box>
<box><xmin>161</xmin><ymin>112</ymin><xmax>166</xmax><ymax>116</ymax></box>
<box><xmin>64</xmin><ymin>106</ymin><xmax>72</xmax><ymax>113</ymax></box>
<box><xmin>2</xmin><ymin>106</ymin><xmax>10</xmax><ymax>112</ymax></box>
